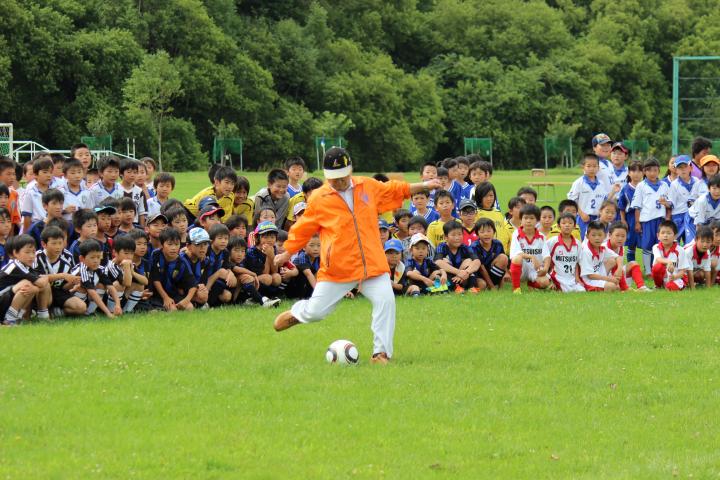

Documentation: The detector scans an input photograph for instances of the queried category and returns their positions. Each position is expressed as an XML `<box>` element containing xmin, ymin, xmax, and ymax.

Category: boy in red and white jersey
<box><xmin>509</xmin><ymin>204</ymin><xmax>550</xmax><ymax>293</ymax></box>
<box><xmin>684</xmin><ymin>225</ymin><xmax>713</xmax><ymax>288</ymax></box>
<box><xmin>546</xmin><ymin>213</ymin><xmax>584</xmax><ymax>292</ymax></box>
<box><xmin>605</xmin><ymin>221</ymin><xmax>649</xmax><ymax>291</ymax></box>
<box><xmin>578</xmin><ymin>220</ymin><xmax>619</xmax><ymax>292</ymax></box>
<box><xmin>651</xmin><ymin>220</ymin><xmax>691</xmax><ymax>290</ymax></box>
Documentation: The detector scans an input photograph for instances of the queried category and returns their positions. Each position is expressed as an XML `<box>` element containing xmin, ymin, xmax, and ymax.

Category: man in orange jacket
<box><xmin>273</xmin><ymin>147</ymin><xmax>441</xmax><ymax>364</ymax></box>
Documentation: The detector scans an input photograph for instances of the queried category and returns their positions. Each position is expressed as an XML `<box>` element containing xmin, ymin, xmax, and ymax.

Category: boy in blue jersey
<box><xmin>405</xmin><ymin>233</ymin><xmax>447</xmax><ymax>295</ymax></box>
<box><xmin>434</xmin><ymin>221</ymin><xmax>481</xmax><ymax>293</ymax></box>
<box><xmin>618</xmin><ymin>160</ymin><xmax>643</xmax><ymax>262</ymax></box>
<box><xmin>472</xmin><ymin>218</ymin><xmax>508</xmax><ymax>289</ymax></box>
<box><xmin>149</xmin><ymin>228</ymin><xmax>196</xmax><ymax>311</ymax></box>
<box><xmin>243</xmin><ymin>221</ymin><xmax>283</xmax><ymax>298</ymax></box>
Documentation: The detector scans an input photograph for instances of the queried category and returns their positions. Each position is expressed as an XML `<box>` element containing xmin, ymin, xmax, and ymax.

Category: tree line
<box><xmin>2</xmin><ymin>0</ymin><xmax>719</xmax><ymax>171</ymax></box>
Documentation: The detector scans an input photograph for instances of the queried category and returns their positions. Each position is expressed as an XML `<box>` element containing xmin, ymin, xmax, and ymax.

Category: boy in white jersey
<box><xmin>651</xmin><ymin>220</ymin><xmax>691</xmax><ymax>291</ymax></box>
<box><xmin>546</xmin><ymin>213</ymin><xmax>584</xmax><ymax>292</ymax></box>
<box><xmin>118</xmin><ymin>159</ymin><xmax>148</xmax><ymax>227</ymax></box>
<box><xmin>685</xmin><ymin>225</ymin><xmax>713</xmax><ymax>288</ymax></box>
<box><xmin>690</xmin><ymin>174</ymin><xmax>720</xmax><ymax>229</ymax></box>
<box><xmin>60</xmin><ymin>158</ymin><xmax>93</xmax><ymax>222</ymax></box>
<box><xmin>630</xmin><ymin>157</ymin><xmax>671</xmax><ymax>275</ymax></box>
<box><xmin>668</xmin><ymin>155</ymin><xmax>707</xmax><ymax>243</ymax></box>
<box><xmin>605</xmin><ymin>142</ymin><xmax>629</xmax><ymax>189</ymax></box>
<box><xmin>509</xmin><ymin>204</ymin><xmax>550</xmax><ymax>293</ymax></box>
<box><xmin>578</xmin><ymin>221</ymin><xmax>619</xmax><ymax>292</ymax></box>
<box><xmin>567</xmin><ymin>153</ymin><xmax>613</xmax><ymax>239</ymax></box>
<box><xmin>605</xmin><ymin>221</ymin><xmax>649</xmax><ymax>291</ymax></box>
<box><xmin>89</xmin><ymin>156</ymin><xmax>122</xmax><ymax>207</ymax></box>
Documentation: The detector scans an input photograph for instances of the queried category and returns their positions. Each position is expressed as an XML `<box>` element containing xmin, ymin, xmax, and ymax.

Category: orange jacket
<box><xmin>285</xmin><ymin>176</ymin><xmax>410</xmax><ymax>283</ymax></box>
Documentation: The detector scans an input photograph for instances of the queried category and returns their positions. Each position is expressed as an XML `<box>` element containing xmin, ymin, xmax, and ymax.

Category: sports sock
<box><xmin>4</xmin><ymin>307</ymin><xmax>20</xmax><ymax>324</ymax></box>
<box><xmin>36</xmin><ymin>308</ymin><xmax>49</xmax><ymax>319</ymax></box>
<box><xmin>618</xmin><ymin>274</ymin><xmax>629</xmax><ymax>291</ymax></box>
<box><xmin>51</xmin><ymin>307</ymin><xmax>65</xmax><ymax>318</ymax></box>
<box><xmin>242</xmin><ymin>283</ymin><xmax>264</xmax><ymax>304</ymax></box>
<box><xmin>86</xmin><ymin>289</ymin><xmax>106</xmax><ymax>315</ymax></box>
<box><xmin>629</xmin><ymin>264</ymin><xmax>645</xmax><ymax>288</ymax></box>
<box><xmin>651</xmin><ymin>263</ymin><xmax>666</xmax><ymax>288</ymax></box>
<box><xmin>626</xmin><ymin>248</ymin><xmax>636</xmax><ymax>262</ymax></box>
<box><xmin>642</xmin><ymin>250</ymin><xmax>653</xmax><ymax>275</ymax></box>
<box><xmin>489</xmin><ymin>265</ymin><xmax>506</xmax><ymax>285</ymax></box>
<box><xmin>123</xmin><ymin>291</ymin><xmax>142</xmax><ymax>313</ymax></box>
<box><xmin>510</xmin><ymin>263</ymin><xmax>522</xmax><ymax>289</ymax></box>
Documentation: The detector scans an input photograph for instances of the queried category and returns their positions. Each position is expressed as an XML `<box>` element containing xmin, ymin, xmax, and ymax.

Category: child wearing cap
<box><xmin>700</xmin><ymin>155</ymin><xmax>720</xmax><ymax>184</ymax></box>
<box><xmin>293</xmin><ymin>202</ymin><xmax>307</xmax><ymax>222</ymax></box>
<box><xmin>243</xmin><ymin>221</ymin><xmax>283</xmax><ymax>299</ymax></box>
<box><xmin>592</xmin><ymin>133</ymin><xmax>613</xmax><ymax>180</ymax></box>
<box><xmin>226</xmin><ymin>236</ymin><xmax>281</xmax><ymax>307</ymax></box>
<box><xmin>198</xmin><ymin>204</ymin><xmax>224</xmax><ymax>232</ymax></box>
<box><xmin>434</xmin><ymin>221</ymin><xmax>481</xmax><ymax>293</ymax></box>
<box><xmin>668</xmin><ymin>155</ymin><xmax>707</xmax><ymax>243</ymax></box>
<box><xmin>184</xmin><ymin>166</ymin><xmax>237</xmax><ymax>223</ymax></box>
<box><xmin>145</xmin><ymin>212</ymin><xmax>168</xmax><ymax>258</ymax></box>
<box><xmin>567</xmin><ymin>153</ymin><xmax>612</xmax><ymax>239</ymax></box>
<box><xmin>180</xmin><ymin>227</ymin><xmax>212</xmax><ymax>307</ymax></box>
<box><xmin>631</xmin><ymin>157</ymin><xmax>671</xmax><ymax>274</ymax></box>
<box><xmin>607</xmin><ymin>142</ymin><xmax>629</xmax><ymax>189</ymax></box>
<box><xmin>384</xmin><ymin>238</ymin><xmax>412</xmax><ymax>296</ymax></box>
<box><xmin>458</xmin><ymin>199</ymin><xmax>478</xmax><ymax>246</ymax></box>
<box><xmin>405</xmin><ymin>233</ymin><xmax>447</xmax><ymax>295</ymax></box>
<box><xmin>378</xmin><ymin>219</ymin><xmax>391</xmax><ymax>245</ymax></box>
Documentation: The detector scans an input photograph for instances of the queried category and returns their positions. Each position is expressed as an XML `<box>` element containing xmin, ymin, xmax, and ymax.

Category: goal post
<box><xmin>672</xmin><ymin>55</ymin><xmax>720</xmax><ymax>155</ymax></box>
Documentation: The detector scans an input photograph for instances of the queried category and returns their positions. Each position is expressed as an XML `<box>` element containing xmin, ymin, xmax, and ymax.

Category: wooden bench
<box><xmin>527</xmin><ymin>181</ymin><xmax>573</xmax><ymax>203</ymax></box>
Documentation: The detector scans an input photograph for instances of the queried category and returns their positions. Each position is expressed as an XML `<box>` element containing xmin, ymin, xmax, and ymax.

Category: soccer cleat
<box><xmin>273</xmin><ymin>310</ymin><xmax>299</xmax><ymax>331</ymax></box>
<box><xmin>468</xmin><ymin>287</ymin><xmax>480</xmax><ymax>294</ymax></box>
<box><xmin>454</xmin><ymin>286</ymin><xmax>465</xmax><ymax>294</ymax></box>
<box><xmin>513</xmin><ymin>288</ymin><xmax>522</xmax><ymax>294</ymax></box>
<box><xmin>262</xmin><ymin>297</ymin><xmax>281</xmax><ymax>309</ymax></box>
<box><xmin>370</xmin><ymin>352</ymin><xmax>389</xmax><ymax>365</ymax></box>
<box><xmin>636</xmin><ymin>286</ymin><xmax>652</xmax><ymax>292</ymax></box>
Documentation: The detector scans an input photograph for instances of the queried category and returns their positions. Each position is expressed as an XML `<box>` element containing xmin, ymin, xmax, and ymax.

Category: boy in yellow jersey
<box><xmin>474</xmin><ymin>181</ymin><xmax>505</xmax><ymax>233</ymax></box>
<box><xmin>548</xmin><ymin>199</ymin><xmax>582</xmax><ymax>240</ymax></box>
<box><xmin>497</xmin><ymin>196</ymin><xmax>526</xmax><ymax>254</ymax></box>
<box><xmin>426</xmin><ymin>190</ymin><xmax>459</xmax><ymax>247</ymax></box>
<box><xmin>184</xmin><ymin>166</ymin><xmax>237</xmax><ymax>223</ymax></box>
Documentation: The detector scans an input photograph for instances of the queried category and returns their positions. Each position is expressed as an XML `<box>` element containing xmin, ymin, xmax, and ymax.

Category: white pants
<box><xmin>290</xmin><ymin>273</ymin><xmax>395</xmax><ymax>358</ymax></box>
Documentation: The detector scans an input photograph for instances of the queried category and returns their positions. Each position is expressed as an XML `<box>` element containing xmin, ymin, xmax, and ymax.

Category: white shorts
<box><xmin>520</xmin><ymin>261</ymin><xmax>538</xmax><ymax>282</ymax></box>
<box><xmin>551</xmin><ymin>272</ymin><xmax>585</xmax><ymax>292</ymax></box>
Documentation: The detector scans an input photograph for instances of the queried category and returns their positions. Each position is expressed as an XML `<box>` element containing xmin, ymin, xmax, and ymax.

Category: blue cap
<box><xmin>256</xmin><ymin>221</ymin><xmax>279</xmax><ymax>236</ymax></box>
<box><xmin>592</xmin><ymin>133</ymin><xmax>612</xmax><ymax>147</ymax></box>
<box><xmin>188</xmin><ymin>227</ymin><xmax>210</xmax><ymax>245</ymax></box>
<box><xmin>384</xmin><ymin>238</ymin><xmax>403</xmax><ymax>253</ymax></box>
<box><xmin>378</xmin><ymin>219</ymin><xmax>390</xmax><ymax>230</ymax></box>
<box><xmin>674</xmin><ymin>155</ymin><xmax>692</xmax><ymax>167</ymax></box>
<box><xmin>198</xmin><ymin>195</ymin><xmax>220</xmax><ymax>211</ymax></box>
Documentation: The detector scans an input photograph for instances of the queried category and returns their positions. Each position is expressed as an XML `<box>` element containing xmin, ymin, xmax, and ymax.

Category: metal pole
<box><xmin>315</xmin><ymin>137</ymin><xmax>320</xmax><ymax>172</ymax></box>
<box><xmin>544</xmin><ymin>139</ymin><xmax>548</xmax><ymax>171</ymax></box>
<box><xmin>240</xmin><ymin>142</ymin><xmax>243</xmax><ymax>171</ymax></box>
<box><xmin>672</xmin><ymin>57</ymin><xmax>679</xmax><ymax>155</ymax></box>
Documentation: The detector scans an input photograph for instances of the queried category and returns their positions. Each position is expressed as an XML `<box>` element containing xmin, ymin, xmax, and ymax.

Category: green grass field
<box><xmin>4</xmin><ymin>167</ymin><xmax>710</xmax><ymax>479</ymax></box>
<box><xmin>2</xmin><ymin>290</ymin><xmax>720</xmax><ymax>478</ymax></box>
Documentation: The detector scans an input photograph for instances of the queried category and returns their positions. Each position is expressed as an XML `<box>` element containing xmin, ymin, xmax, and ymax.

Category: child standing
<box><xmin>618</xmin><ymin>161</ymin><xmax>644</xmax><ymax>262</ymax></box>
<box><xmin>631</xmin><ymin>158</ymin><xmax>671</xmax><ymax>274</ymax></box>
<box><xmin>60</xmin><ymin>158</ymin><xmax>93</xmax><ymax>222</ymax></box>
<box><xmin>508</xmin><ymin>204</ymin><xmax>551</xmax><ymax>293</ymax></box>
<box><xmin>545</xmin><ymin>213</ymin><xmax>584</xmax><ymax>292</ymax></box>
<box><xmin>426</xmin><ymin>191</ymin><xmax>457</xmax><ymax>247</ymax></box>
<box><xmin>578</xmin><ymin>221</ymin><xmax>619</xmax><ymax>292</ymax></box>
<box><xmin>147</xmin><ymin>173</ymin><xmax>175</xmax><ymax>217</ymax></box>
<box><xmin>668</xmin><ymin>155</ymin><xmax>707</xmax><ymax>243</ymax></box>
<box><xmin>607</xmin><ymin>142</ymin><xmax>629</xmax><ymax>188</ymax></box>
<box><xmin>284</xmin><ymin>157</ymin><xmax>306</xmax><ymax>198</ymax></box>
<box><xmin>567</xmin><ymin>153</ymin><xmax>612</xmax><ymax>239</ymax></box>
<box><xmin>651</xmin><ymin>220</ymin><xmax>691</xmax><ymax>290</ymax></box>
<box><xmin>21</xmin><ymin>156</ymin><xmax>54</xmax><ymax>232</ymax></box>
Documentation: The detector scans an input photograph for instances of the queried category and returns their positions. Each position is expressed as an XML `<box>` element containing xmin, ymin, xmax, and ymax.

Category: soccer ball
<box><xmin>325</xmin><ymin>340</ymin><xmax>359</xmax><ymax>365</ymax></box>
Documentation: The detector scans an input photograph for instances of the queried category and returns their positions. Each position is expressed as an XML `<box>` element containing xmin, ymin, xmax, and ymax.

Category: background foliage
<box><xmin>2</xmin><ymin>0</ymin><xmax>719</xmax><ymax>170</ymax></box>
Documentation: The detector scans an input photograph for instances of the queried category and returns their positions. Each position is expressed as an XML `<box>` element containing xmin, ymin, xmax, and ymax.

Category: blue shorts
<box><xmin>577</xmin><ymin>214</ymin><xmax>598</xmax><ymax>240</ymax></box>
<box><xmin>625</xmin><ymin>215</ymin><xmax>639</xmax><ymax>250</ymax></box>
<box><xmin>684</xmin><ymin>213</ymin><xmax>697</xmax><ymax>243</ymax></box>
<box><xmin>640</xmin><ymin>217</ymin><xmax>663</xmax><ymax>251</ymax></box>
<box><xmin>672</xmin><ymin>213</ymin><xmax>687</xmax><ymax>242</ymax></box>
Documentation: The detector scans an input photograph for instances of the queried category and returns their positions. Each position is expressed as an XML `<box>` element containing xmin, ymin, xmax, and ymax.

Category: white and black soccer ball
<box><xmin>325</xmin><ymin>339</ymin><xmax>359</xmax><ymax>365</ymax></box>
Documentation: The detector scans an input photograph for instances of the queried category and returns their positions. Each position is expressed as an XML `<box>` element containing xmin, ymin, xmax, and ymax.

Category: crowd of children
<box><xmin>383</xmin><ymin>135</ymin><xmax>720</xmax><ymax>296</ymax></box>
<box><xmin>1</xmin><ymin>134</ymin><xmax>719</xmax><ymax>325</ymax></box>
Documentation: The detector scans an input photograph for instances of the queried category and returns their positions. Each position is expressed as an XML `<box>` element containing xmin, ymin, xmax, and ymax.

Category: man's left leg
<box><xmin>358</xmin><ymin>273</ymin><xmax>395</xmax><ymax>359</ymax></box>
